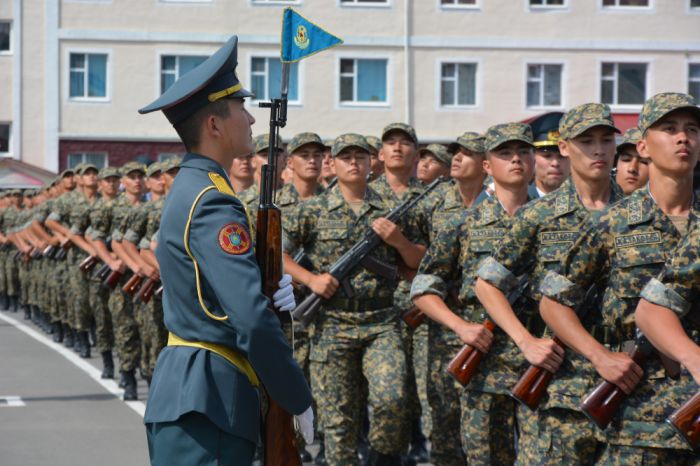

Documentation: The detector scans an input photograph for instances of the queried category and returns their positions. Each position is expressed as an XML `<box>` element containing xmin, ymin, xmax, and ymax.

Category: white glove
<box><xmin>294</xmin><ymin>405</ymin><xmax>314</xmax><ymax>445</ymax></box>
<box><xmin>273</xmin><ymin>274</ymin><xmax>296</xmax><ymax>312</ymax></box>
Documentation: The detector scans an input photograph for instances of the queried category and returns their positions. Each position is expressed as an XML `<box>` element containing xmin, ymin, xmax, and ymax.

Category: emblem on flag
<box><xmin>281</xmin><ymin>8</ymin><xmax>343</xmax><ymax>63</ymax></box>
<box><xmin>294</xmin><ymin>25</ymin><xmax>310</xmax><ymax>50</ymax></box>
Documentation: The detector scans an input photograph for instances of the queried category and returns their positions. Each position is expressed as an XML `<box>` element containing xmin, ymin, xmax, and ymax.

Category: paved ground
<box><xmin>0</xmin><ymin>309</ymin><xmax>433</xmax><ymax>465</ymax></box>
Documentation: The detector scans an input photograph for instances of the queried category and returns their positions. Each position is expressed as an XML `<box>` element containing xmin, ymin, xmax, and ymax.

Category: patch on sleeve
<box><xmin>218</xmin><ymin>222</ymin><xmax>251</xmax><ymax>255</ymax></box>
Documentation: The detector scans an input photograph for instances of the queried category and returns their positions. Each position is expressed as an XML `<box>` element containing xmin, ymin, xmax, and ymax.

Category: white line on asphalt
<box><xmin>0</xmin><ymin>396</ymin><xmax>26</xmax><ymax>407</ymax></box>
<box><xmin>0</xmin><ymin>312</ymin><xmax>146</xmax><ymax>417</ymax></box>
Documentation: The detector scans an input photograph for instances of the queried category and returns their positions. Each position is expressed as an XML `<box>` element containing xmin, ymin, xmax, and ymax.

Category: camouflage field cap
<box><xmin>448</xmin><ymin>131</ymin><xmax>485</xmax><ymax>154</ymax></box>
<box><xmin>72</xmin><ymin>163</ymin><xmax>86</xmax><ymax>176</ymax></box>
<box><xmin>617</xmin><ymin>127</ymin><xmax>642</xmax><ymax>151</ymax></box>
<box><xmin>98</xmin><ymin>166</ymin><xmax>121</xmax><ymax>179</ymax></box>
<box><xmin>484</xmin><ymin>123</ymin><xmax>533</xmax><ymax>152</ymax></box>
<box><xmin>638</xmin><ymin>92</ymin><xmax>700</xmax><ymax>135</ymax></box>
<box><xmin>323</xmin><ymin>138</ymin><xmax>334</xmax><ymax>149</ymax></box>
<box><xmin>365</xmin><ymin>135</ymin><xmax>382</xmax><ymax>153</ymax></box>
<box><xmin>253</xmin><ymin>133</ymin><xmax>283</xmax><ymax>154</ymax></box>
<box><xmin>287</xmin><ymin>132</ymin><xmax>324</xmax><ymax>155</ymax></box>
<box><xmin>9</xmin><ymin>189</ymin><xmax>22</xmax><ymax>196</ymax></box>
<box><xmin>559</xmin><ymin>103</ymin><xmax>619</xmax><ymax>140</ymax></box>
<box><xmin>161</xmin><ymin>156</ymin><xmax>182</xmax><ymax>172</ymax></box>
<box><xmin>60</xmin><ymin>168</ymin><xmax>75</xmax><ymax>178</ymax></box>
<box><xmin>381</xmin><ymin>122</ymin><xmax>418</xmax><ymax>145</ymax></box>
<box><xmin>419</xmin><ymin>143</ymin><xmax>451</xmax><ymax>166</ymax></box>
<box><xmin>331</xmin><ymin>133</ymin><xmax>370</xmax><ymax>157</ymax></box>
<box><xmin>121</xmin><ymin>161</ymin><xmax>147</xmax><ymax>176</ymax></box>
<box><xmin>78</xmin><ymin>163</ymin><xmax>99</xmax><ymax>175</ymax></box>
<box><xmin>146</xmin><ymin>161</ymin><xmax>163</xmax><ymax>177</ymax></box>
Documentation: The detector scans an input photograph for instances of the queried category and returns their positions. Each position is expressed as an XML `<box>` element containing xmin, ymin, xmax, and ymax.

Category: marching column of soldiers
<box><xmin>1</xmin><ymin>91</ymin><xmax>699</xmax><ymax>466</ymax></box>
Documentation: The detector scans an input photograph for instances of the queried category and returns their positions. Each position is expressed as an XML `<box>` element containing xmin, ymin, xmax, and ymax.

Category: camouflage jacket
<box><xmin>47</xmin><ymin>190</ymin><xmax>79</xmax><ymax>225</ymax></box>
<box><xmin>122</xmin><ymin>199</ymin><xmax>155</xmax><ymax>246</ymax></box>
<box><xmin>283</xmin><ymin>184</ymin><xmax>401</xmax><ymax>315</ymax></box>
<box><xmin>66</xmin><ymin>192</ymin><xmax>100</xmax><ymax>263</ymax></box>
<box><xmin>277</xmin><ymin>182</ymin><xmax>324</xmax><ymax>219</ymax></box>
<box><xmin>542</xmin><ymin>187</ymin><xmax>700</xmax><ymax>449</ymax></box>
<box><xmin>87</xmin><ymin>195</ymin><xmax>118</xmax><ymax>243</ymax></box>
<box><xmin>110</xmin><ymin>195</ymin><xmax>141</xmax><ymax>243</ymax></box>
<box><xmin>141</xmin><ymin>197</ymin><xmax>165</xmax><ymax>249</ymax></box>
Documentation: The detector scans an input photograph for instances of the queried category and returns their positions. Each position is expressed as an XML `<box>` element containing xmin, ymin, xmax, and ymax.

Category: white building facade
<box><xmin>2</xmin><ymin>0</ymin><xmax>700</xmax><ymax>173</ymax></box>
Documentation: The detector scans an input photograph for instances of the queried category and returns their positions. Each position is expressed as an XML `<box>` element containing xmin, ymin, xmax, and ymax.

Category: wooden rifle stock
<box><xmin>510</xmin><ymin>336</ymin><xmax>562</xmax><ymax>410</ymax></box>
<box><xmin>135</xmin><ymin>277</ymin><xmax>160</xmax><ymax>304</ymax></box>
<box><xmin>79</xmin><ymin>255</ymin><xmax>100</xmax><ymax>274</ymax></box>
<box><xmin>122</xmin><ymin>274</ymin><xmax>144</xmax><ymax>296</ymax></box>
<box><xmin>103</xmin><ymin>270</ymin><xmax>125</xmax><ymax>290</ymax></box>
<box><xmin>402</xmin><ymin>306</ymin><xmax>426</xmax><ymax>330</ymax></box>
<box><xmin>580</xmin><ymin>333</ymin><xmax>653</xmax><ymax>430</ymax></box>
<box><xmin>93</xmin><ymin>263</ymin><xmax>111</xmax><ymax>281</ymax></box>
<box><xmin>666</xmin><ymin>391</ymin><xmax>700</xmax><ymax>451</ymax></box>
<box><xmin>447</xmin><ymin>319</ymin><xmax>497</xmax><ymax>387</ymax></box>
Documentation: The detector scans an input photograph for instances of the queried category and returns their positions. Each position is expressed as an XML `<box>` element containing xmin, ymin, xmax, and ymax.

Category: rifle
<box><xmin>402</xmin><ymin>306</ymin><xmax>426</xmax><ymax>330</ymax></box>
<box><xmin>79</xmin><ymin>255</ymin><xmax>100</xmax><ymax>274</ymax></box>
<box><xmin>579</xmin><ymin>329</ymin><xmax>654</xmax><ymax>430</ymax></box>
<box><xmin>154</xmin><ymin>285</ymin><xmax>164</xmax><ymax>300</ymax></box>
<box><xmin>103</xmin><ymin>269</ymin><xmax>126</xmax><ymax>290</ymax></box>
<box><xmin>134</xmin><ymin>277</ymin><xmax>160</xmax><ymax>304</ymax></box>
<box><xmin>291</xmin><ymin>176</ymin><xmax>444</xmax><ymax>328</ymax></box>
<box><xmin>667</xmin><ymin>391</ymin><xmax>700</xmax><ymax>452</ymax></box>
<box><xmin>93</xmin><ymin>263</ymin><xmax>111</xmax><ymax>281</ymax></box>
<box><xmin>122</xmin><ymin>274</ymin><xmax>144</xmax><ymax>296</ymax></box>
<box><xmin>446</xmin><ymin>274</ymin><xmax>529</xmax><ymax>387</ymax></box>
<box><xmin>54</xmin><ymin>238</ymin><xmax>72</xmax><ymax>261</ymax></box>
<box><xmin>510</xmin><ymin>284</ymin><xmax>599</xmax><ymax>410</ymax></box>
<box><xmin>43</xmin><ymin>244</ymin><xmax>58</xmax><ymax>259</ymax></box>
<box><xmin>257</xmin><ymin>62</ymin><xmax>301</xmax><ymax>466</ymax></box>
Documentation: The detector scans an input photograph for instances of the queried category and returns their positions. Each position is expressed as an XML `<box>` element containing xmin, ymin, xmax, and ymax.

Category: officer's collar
<box><xmin>181</xmin><ymin>153</ymin><xmax>230</xmax><ymax>180</ymax></box>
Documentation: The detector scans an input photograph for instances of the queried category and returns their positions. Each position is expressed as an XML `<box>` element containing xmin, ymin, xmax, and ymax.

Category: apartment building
<box><xmin>1</xmin><ymin>0</ymin><xmax>699</xmax><ymax>175</ymax></box>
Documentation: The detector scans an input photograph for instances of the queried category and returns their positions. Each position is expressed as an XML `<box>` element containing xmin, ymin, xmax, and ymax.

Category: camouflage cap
<box><xmin>72</xmin><ymin>163</ymin><xmax>86</xmax><ymax>176</ymax></box>
<box><xmin>287</xmin><ymin>132</ymin><xmax>324</xmax><ymax>155</ymax></box>
<box><xmin>161</xmin><ymin>156</ymin><xmax>182</xmax><ymax>172</ymax></box>
<box><xmin>60</xmin><ymin>168</ymin><xmax>75</xmax><ymax>178</ymax></box>
<box><xmin>617</xmin><ymin>127</ymin><xmax>642</xmax><ymax>151</ymax></box>
<box><xmin>559</xmin><ymin>103</ymin><xmax>619</xmax><ymax>140</ymax></box>
<box><xmin>121</xmin><ymin>161</ymin><xmax>147</xmax><ymax>176</ymax></box>
<box><xmin>638</xmin><ymin>92</ymin><xmax>700</xmax><ymax>135</ymax></box>
<box><xmin>323</xmin><ymin>138</ymin><xmax>334</xmax><ymax>149</ymax></box>
<box><xmin>484</xmin><ymin>123</ymin><xmax>533</xmax><ymax>152</ymax></box>
<box><xmin>146</xmin><ymin>161</ymin><xmax>163</xmax><ymax>177</ymax></box>
<box><xmin>78</xmin><ymin>163</ymin><xmax>99</xmax><ymax>175</ymax></box>
<box><xmin>448</xmin><ymin>131</ymin><xmax>485</xmax><ymax>154</ymax></box>
<box><xmin>381</xmin><ymin>122</ymin><xmax>418</xmax><ymax>145</ymax></box>
<box><xmin>419</xmin><ymin>143</ymin><xmax>451</xmax><ymax>166</ymax></box>
<box><xmin>331</xmin><ymin>133</ymin><xmax>370</xmax><ymax>157</ymax></box>
<box><xmin>253</xmin><ymin>134</ymin><xmax>283</xmax><ymax>154</ymax></box>
<box><xmin>9</xmin><ymin>189</ymin><xmax>22</xmax><ymax>196</ymax></box>
<box><xmin>98</xmin><ymin>166</ymin><xmax>121</xmax><ymax>179</ymax></box>
<box><xmin>365</xmin><ymin>135</ymin><xmax>382</xmax><ymax>153</ymax></box>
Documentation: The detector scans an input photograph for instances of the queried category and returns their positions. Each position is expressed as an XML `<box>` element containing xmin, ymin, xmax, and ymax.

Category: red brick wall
<box><xmin>59</xmin><ymin>139</ymin><xmax>186</xmax><ymax>170</ymax></box>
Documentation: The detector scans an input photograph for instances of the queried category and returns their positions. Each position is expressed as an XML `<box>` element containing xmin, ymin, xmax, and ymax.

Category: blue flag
<box><xmin>281</xmin><ymin>8</ymin><xmax>343</xmax><ymax>64</ymax></box>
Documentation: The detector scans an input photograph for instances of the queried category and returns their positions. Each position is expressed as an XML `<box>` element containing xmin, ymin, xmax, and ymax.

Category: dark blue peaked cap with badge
<box><xmin>138</xmin><ymin>36</ymin><xmax>253</xmax><ymax>125</ymax></box>
<box><xmin>529</xmin><ymin>111</ymin><xmax>564</xmax><ymax>149</ymax></box>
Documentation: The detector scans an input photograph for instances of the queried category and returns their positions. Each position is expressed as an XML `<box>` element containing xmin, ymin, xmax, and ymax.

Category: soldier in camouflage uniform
<box><xmin>540</xmin><ymin>93</ymin><xmax>700</xmax><ymax>465</ymax></box>
<box><xmin>229</xmin><ymin>151</ymin><xmax>255</xmax><ymax>194</ymax></box>
<box><xmin>237</xmin><ymin>134</ymin><xmax>286</xmax><ymax>221</ymax></box>
<box><xmin>4</xmin><ymin>190</ymin><xmax>25</xmax><ymax>312</ymax></box>
<box><xmin>283</xmin><ymin>134</ymin><xmax>417</xmax><ymax>466</ymax></box>
<box><xmin>86</xmin><ymin>166</ymin><xmax>122</xmax><ymax>378</ymax></box>
<box><xmin>615</xmin><ymin>127</ymin><xmax>649</xmax><ymax>196</ymax></box>
<box><xmin>0</xmin><ymin>192</ymin><xmax>10</xmax><ymax>310</ymax></box>
<box><xmin>474</xmin><ymin>104</ymin><xmax>625</xmax><ymax>465</ymax></box>
<box><xmin>413</xmin><ymin>123</ymin><xmax>538</xmax><ymax>466</ymax></box>
<box><xmin>365</xmin><ymin>135</ymin><xmax>384</xmax><ymax>182</ymax></box>
<box><xmin>416</xmin><ymin>143</ymin><xmax>451</xmax><ymax>185</ymax></box>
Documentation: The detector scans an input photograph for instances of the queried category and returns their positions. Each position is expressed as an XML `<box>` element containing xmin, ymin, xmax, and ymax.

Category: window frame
<box><xmin>688</xmin><ymin>61</ymin><xmax>700</xmax><ymax>102</ymax></box>
<box><xmin>526</xmin><ymin>0</ymin><xmax>568</xmax><ymax>11</ymax></box>
<box><xmin>67</xmin><ymin>151</ymin><xmax>109</xmax><ymax>169</ymax></box>
<box><xmin>438</xmin><ymin>0</ymin><xmax>481</xmax><ymax>11</ymax></box>
<box><xmin>435</xmin><ymin>58</ymin><xmax>481</xmax><ymax>111</ymax></box>
<box><xmin>0</xmin><ymin>122</ymin><xmax>11</xmax><ymax>156</ymax></box>
<box><xmin>335</xmin><ymin>54</ymin><xmax>392</xmax><ymax>109</ymax></box>
<box><xmin>599</xmin><ymin>0</ymin><xmax>654</xmax><ymax>13</ymax></box>
<box><xmin>597</xmin><ymin>58</ymin><xmax>652</xmax><ymax>112</ymax></box>
<box><xmin>338</xmin><ymin>0</ymin><xmax>392</xmax><ymax>9</ymax></box>
<box><xmin>688</xmin><ymin>0</ymin><xmax>700</xmax><ymax>13</ymax></box>
<box><xmin>523</xmin><ymin>60</ymin><xmax>566</xmax><ymax>111</ymax></box>
<box><xmin>246</xmin><ymin>52</ymin><xmax>304</xmax><ymax>107</ymax></box>
<box><xmin>0</xmin><ymin>20</ymin><xmax>11</xmax><ymax>55</ymax></box>
<box><xmin>157</xmin><ymin>52</ymin><xmax>210</xmax><ymax>96</ymax></box>
<box><xmin>65</xmin><ymin>48</ymin><xmax>112</xmax><ymax>103</ymax></box>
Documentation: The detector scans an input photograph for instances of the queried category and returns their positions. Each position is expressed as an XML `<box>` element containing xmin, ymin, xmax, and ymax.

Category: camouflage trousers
<box><xmin>0</xmin><ymin>250</ymin><xmax>7</xmax><ymax>295</ymax></box>
<box><xmin>89</xmin><ymin>278</ymin><xmax>114</xmax><ymax>353</ymax></box>
<box><xmin>460</xmin><ymin>390</ymin><xmax>536</xmax><ymax>466</ymax></box>
<box><xmin>135</xmin><ymin>299</ymin><xmax>167</xmax><ymax>379</ymax></box>
<box><xmin>27</xmin><ymin>260</ymin><xmax>41</xmax><ymax>307</ymax></box>
<box><xmin>5</xmin><ymin>255</ymin><xmax>18</xmax><ymax>297</ymax></box>
<box><xmin>68</xmin><ymin>262</ymin><xmax>92</xmax><ymax>330</ymax></box>
<box><xmin>18</xmin><ymin>260</ymin><xmax>29</xmax><ymax>305</ymax></box>
<box><xmin>427</xmin><ymin>333</ymin><xmax>467</xmax><ymax>466</ymax></box>
<box><xmin>516</xmin><ymin>407</ymin><xmax>600</xmax><ymax>466</ymax></box>
<box><xmin>108</xmin><ymin>283</ymin><xmax>141</xmax><ymax>372</ymax></box>
<box><xmin>310</xmin><ymin>309</ymin><xmax>410</xmax><ymax>466</ymax></box>
<box><xmin>596</xmin><ymin>443</ymin><xmax>699</xmax><ymax>466</ymax></box>
<box><xmin>55</xmin><ymin>262</ymin><xmax>71</xmax><ymax>323</ymax></box>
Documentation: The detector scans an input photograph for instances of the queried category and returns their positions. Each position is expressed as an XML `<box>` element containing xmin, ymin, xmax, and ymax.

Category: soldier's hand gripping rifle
<box><xmin>79</xmin><ymin>255</ymin><xmax>101</xmax><ymax>274</ymax></box>
<box><xmin>447</xmin><ymin>274</ymin><xmax>529</xmax><ymax>387</ymax></box>
<box><xmin>667</xmin><ymin>391</ymin><xmax>700</xmax><ymax>451</ymax></box>
<box><xmin>291</xmin><ymin>176</ymin><xmax>445</xmax><ymax>328</ymax></box>
<box><xmin>510</xmin><ymin>284</ymin><xmax>599</xmax><ymax>410</ymax></box>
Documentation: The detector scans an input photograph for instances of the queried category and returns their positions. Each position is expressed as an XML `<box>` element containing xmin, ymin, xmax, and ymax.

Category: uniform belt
<box><xmin>325</xmin><ymin>296</ymin><xmax>394</xmax><ymax>312</ymax></box>
<box><xmin>167</xmin><ymin>332</ymin><xmax>260</xmax><ymax>387</ymax></box>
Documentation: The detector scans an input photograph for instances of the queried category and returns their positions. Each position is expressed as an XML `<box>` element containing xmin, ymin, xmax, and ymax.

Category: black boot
<box><xmin>23</xmin><ymin>304</ymin><xmax>31</xmax><ymax>320</ymax></box>
<box><xmin>78</xmin><ymin>331</ymin><xmax>91</xmax><ymax>358</ymax></box>
<box><xmin>89</xmin><ymin>321</ymin><xmax>97</xmax><ymax>347</ymax></box>
<box><xmin>32</xmin><ymin>306</ymin><xmax>40</xmax><ymax>325</ymax></box>
<box><xmin>52</xmin><ymin>322</ymin><xmax>64</xmax><ymax>343</ymax></box>
<box><xmin>118</xmin><ymin>371</ymin><xmax>127</xmax><ymax>388</ymax></box>
<box><xmin>73</xmin><ymin>330</ymin><xmax>83</xmax><ymax>353</ymax></box>
<box><xmin>63</xmin><ymin>325</ymin><xmax>75</xmax><ymax>348</ymax></box>
<box><xmin>367</xmin><ymin>449</ymin><xmax>402</xmax><ymax>466</ymax></box>
<box><xmin>299</xmin><ymin>446</ymin><xmax>312</xmax><ymax>462</ymax></box>
<box><xmin>314</xmin><ymin>438</ymin><xmax>327</xmax><ymax>466</ymax></box>
<box><xmin>8</xmin><ymin>295</ymin><xmax>17</xmax><ymax>312</ymax></box>
<box><xmin>123</xmin><ymin>370</ymin><xmax>138</xmax><ymax>401</ymax></box>
<box><xmin>101</xmin><ymin>351</ymin><xmax>114</xmax><ymax>379</ymax></box>
<box><xmin>406</xmin><ymin>418</ymin><xmax>429</xmax><ymax>465</ymax></box>
<box><xmin>0</xmin><ymin>293</ymin><xmax>8</xmax><ymax>310</ymax></box>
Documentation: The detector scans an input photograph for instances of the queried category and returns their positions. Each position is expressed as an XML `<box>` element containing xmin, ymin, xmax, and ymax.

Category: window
<box><xmin>690</xmin><ymin>64</ymin><xmax>700</xmax><ymax>102</ymax></box>
<box><xmin>602</xmin><ymin>0</ymin><xmax>649</xmax><ymax>7</ymax></box>
<box><xmin>161</xmin><ymin>55</ymin><xmax>207</xmax><ymax>93</ymax></box>
<box><xmin>530</xmin><ymin>0</ymin><xmax>565</xmax><ymax>6</ymax></box>
<box><xmin>692</xmin><ymin>0</ymin><xmax>700</xmax><ymax>8</ymax></box>
<box><xmin>68</xmin><ymin>152</ymin><xmax>108</xmax><ymax>169</ymax></box>
<box><xmin>339</xmin><ymin>58</ymin><xmax>388</xmax><ymax>105</ymax></box>
<box><xmin>601</xmin><ymin>63</ymin><xmax>647</xmax><ymax>106</ymax></box>
<box><xmin>527</xmin><ymin>64</ymin><xmax>562</xmax><ymax>107</ymax></box>
<box><xmin>0</xmin><ymin>22</ymin><xmax>10</xmax><ymax>53</ymax></box>
<box><xmin>0</xmin><ymin>123</ymin><xmax>9</xmax><ymax>154</ymax></box>
<box><xmin>340</xmin><ymin>0</ymin><xmax>389</xmax><ymax>5</ymax></box>
<box><xmin>250</xmin><ymin>57</ymin><xmax>300</xmax><ymax>102</ymax></box>
<box><xmin>440</xmin><ymin>62</ymin><xmax>477</xmax><ymax>107</ymax></box>
<box><xmin>69</xmin><ymin>53</ymin><xmax>108</xmax><ymax>99</ymax></box>
<box><xmin>441</xmin><ymin>0</ymin><xmax>478</xmax><ymax>7</ymax></box>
